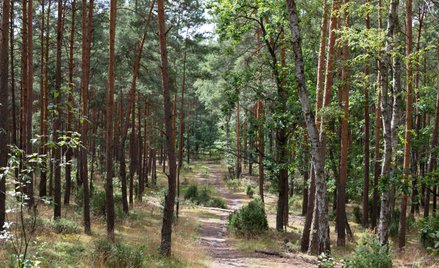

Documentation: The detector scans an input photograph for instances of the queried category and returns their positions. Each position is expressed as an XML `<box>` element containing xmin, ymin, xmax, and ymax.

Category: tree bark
<box><xmin>363</xmin><ymin>1</ymin><xmax>371</xmax><ymax>228</ymax></box>
<box><xmin>235</xmin><ymin>101</ymin><xmax>241</xmax><ymax>179</ymax></box>
<box><xmin>158</xmin><ymin>0</ymin><xmax>177</xmax><ymax>256</ymax></box>
<box><xmin>53</xmin><ymin>0</ymin><xmax>63</xmax><ymax>219</ymax></box>
<box><xmin>337</xmin><ymin>1</ymin><xmax>349</xmax><ymax>246</ymax></box>
<box><xmin>105</xmin><ymin>0</ymin><xmax>117</xmax><ymax>241</ymax></box>
<box><xmin>286</xmin><ymin>0</ymin><xmax>330</xmax><ymax>254</ymax></box>
<box><xmin>64</xmin><ymin>0</ymin><xmax>76</xmax><ymax>206</ymax></box>
<box><xmin>0</xmin><ymin>0</ymin><xmax>11</xmax><ymax>231</ymax></box>
<box><xmin>80</xmin><ymin>0</ymin><xmax>93</xmax><ymax>234</ymax></box>
<box><xmin>399</xmin><ymin>0</ymin><xmax>413</xmax><ymax>250</ymax></box>
<box><xmin>378</xmin><ymin>0</ymin><xmax>400</xmax><ymax>245</ymax></box>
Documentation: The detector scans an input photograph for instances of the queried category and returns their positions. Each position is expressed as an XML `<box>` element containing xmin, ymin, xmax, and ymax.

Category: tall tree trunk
<box><xmin>39</xmin><ymin>0</ymin><xmax>47</xmax><ymax>198</ymax></box>
<box><xmin>64</xmin><ymin>0</ymin><xmax>76</xmax><ymax>206</ymax></box>
<box><xmin>286</xmin><ymin>0</ymin><xmax>330</xmax><ymax>254</ymax></box>
<box><xmin>158</xmin><ymin>0</ymin><xmax>177</xmax><ymax>256</ymax></box>
<box><xmin>53</xmin><ymin>0</ymin><xmax>64</xmax><ymax>219</ymax></box>
<box><xmin>105</xmin><ymin>0</ymin><xmax>117</xmax><ymax>241</ymax></box>
<box><xmin>337</xmin><ymin>1</ymin><xmax>349</xmax><ymax>246</ymax></box>
<box><xmin>80</xmin><ymin>0</ymin><xmax>93</xmax><ymax>234</ymax></box>
<box><xmin>425</xmin><ymin>33</ymin><xmax>439</xmax><ymax>217</ymax></box>
<box><xmin>378</xmin><ymin>0</ymin><xmax>400</xmax><ymax>245</ymax></box>
<box><xmin>235</xmin><ymin>101</ymin><xmax>241</xmax><ymax>179</ymax></box>
<box><xmin>363</xmin><ymin>1</ymin><xmax>371</xmax><ymax>228</ymax></box>
<box><xmin>372</xmin><ymin>0</ymin><xmax>383</xmax><ymax>229</ymax></box>
<box><xmin>399</xmin><ymin>0</ymin><xmax>413</xmax><ymax>250</ymax></box>
<box><xmin>0</xmin><ymin>0</ymin><xmax>11</xmax><ymax>231</ymax></box>
<box><xmin>300</xmin><ymin>0</ymin><xmax>329</xmax><ymax>253</ymax></box>
<box><xmin>256</xmin><ymin>100</ymin><xmax>265</xmax><ymax>203</ymax></box>
<box><xmin>40</xmin><ymin>0</ymin><xmax>51</xmax><ymax>198</ymax></box>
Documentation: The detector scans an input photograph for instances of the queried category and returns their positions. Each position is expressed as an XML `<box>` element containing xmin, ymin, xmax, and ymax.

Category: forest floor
<box><xmin>193</xmin><ymin>162</ymin><xmax>315</xmax><ymax>268</ymax></box>
<box><xmin>0</xmin><ymin>159</ymin><xmax>438</xmax><ymax>267</ymax></box>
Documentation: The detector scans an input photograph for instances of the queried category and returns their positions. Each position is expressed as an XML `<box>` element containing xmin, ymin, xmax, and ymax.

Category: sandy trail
<box><xmin>195</xmin><ymin>162</ymin><xmax>316</xmax><ymax>268</ymax></box>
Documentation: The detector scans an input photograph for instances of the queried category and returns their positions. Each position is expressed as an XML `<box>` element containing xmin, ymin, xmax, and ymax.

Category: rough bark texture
<box><xmin>363</xmin><ymin>3</ymin><xmax>371</xmax><ymax>228</ymax></box>
<box><xmin>53</xmin><ymin>0</ymin><xmax>63</xmax><ymax>219</ymax></box>
<box><xmin>39</xmin><ymin>0</ymin><xmax>51</xmax><ymax>198</ymax></box>
<box><xmin>158</xmin><ymin>0</ymin><xmax>177</xmax><ymax>256</ymax></box>
<box><xmin>286</xmin><ymin>0</ymin><xmax>330</xmax><ymax>254</ymax></box>
<box><xmin>80</xmin><ymin>0</ymin><xmax>93</xmax><ymax>234</ymax></box>
<box><xmin>256</xmin><ymin>100</ymin><xmax>265</xmax><ymax>203</ymax></box>
<box><xmin>105</xmin><ymin>0</ymin><xmax>117</xmax><ymax>241</ymax></box>
<box><xmin>378</xmin><ymin>0</ymin><xmax>400</xmax><ymax>245</ymax></box>
<box><xmin>64</xmin><ymin>0</ymin><xmax>76</xmax><ymax>206</ymax></box>
<box><xmin>0</xmin><ymin>0</ymin><xmax>11</xmax><ymax>231</ymax></box>
<box><xmin>425</xmin><ymin>33</ymin><xmax>439</xmax><ymax>217</ymax></box>
<box><xmin>337</xmin><ymin>2</ymin><xmax>349</xmax><ymax>246</ymax></box>
<box><xmin>399</xmin><ymin>0</ymin><xmax>413</xmax><ymax>250</ymax></box>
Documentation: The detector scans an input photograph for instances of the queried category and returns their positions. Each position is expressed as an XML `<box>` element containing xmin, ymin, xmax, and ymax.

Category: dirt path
<box><xmin>195</xmin><ymin>162</ymin><xmax>316</xmax><ymax>268</ymax></box>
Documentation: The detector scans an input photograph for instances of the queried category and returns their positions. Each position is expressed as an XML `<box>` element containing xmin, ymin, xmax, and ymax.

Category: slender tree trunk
<box><xmin>0</xmin><ymin>0</ymin><xmax>11</xmax><ymax>231</ymax></box>
<box><xmin>235</xmin><ymin>101</ymin><xmax>241</xmax><ymax>178</ymax></box>
<box><xmin>425</xmin><ymin>34</ymin><xmax>439</xmax><ymax>217</ymax></box>
<box><xmin>363</xmin><ymin>1</ymin><xmax>371</xmax><ymax>228</ymax></box>
<box><xmin>64</xmin><ymin>0</ymin><xmax>76</xmax><ymax>206</ymax></box>
<box><xmin>378</xmin><ymin>0</ymin><xmax>400</xmax><ymax>245</ymax></box>
<box><xmin>158</xmin><ymin>0</ymin><xmax>177</xmax><ymax>256</ymax></box>
<box><xmin>399</xmin><ymin>0</ymin><xmax>413</xmax><ymax>250</ymax></box>
<box><xmin>105</xmin><ymin>0</ymin><xmax>117</xmax><ymax>241</ymax></box>
<box><xmin>80</xmin><ymin>0</ymin><xmax>93</xmax><ymax>234</ymax></box>
<box><xmin>53</xmin><ymin>0</ymin><xmax>64</xmax><ymax>219</ymax></box>
<box><xmin>40</xmin><ymin>0</ymin><xmax>51</xmax><ymax>198</ymax></box>
<box><xmin>39</xmin><ymin>0</ymin><xmax>47</xmax><ymax>198</ymax></box>
<box><xmin>256</xmin><ymin>100</ymin><xmax>265</xmax><ymax>203</ymax></box>
<box><xmin>372</xmin><ymin>0</ymin><xmax>383</xmax><ymax>229</ymax></box>
<box><xmin>286</xmin><ymin>0</ymin><xmax>330</xmax><ymax>254</ymax></box>
<box><xmin>337</xmin><ymin>2</ymin><xmax>349</xmax><ymax>246</ymax></box>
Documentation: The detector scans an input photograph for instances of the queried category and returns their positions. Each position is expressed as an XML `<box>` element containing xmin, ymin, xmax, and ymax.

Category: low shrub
<box><xmin>345</xmin><ymin>233</ymin><xmax>392</xmax><ymax>268</ymax></box>
<box><xmin>246</xmin><ymin>185</ymin><xmax>254</xmax><ymax>198</ymax></box>
<box><xmin>419</xmin><ymin>213</ymin><xmax>439</xmax><ymax>254</ymax></box>
<box><xmin>52</xmin><ymin>218</ymin><xmax>80</xmax><ymax>234</ymax></box>
<box><xmin>93</xmin><ymin>239</ymin><xmax>145</xmax><ymax>268</ymax></box>
<box><xmin>206</xmin><ymin>197</ymin><xmax>227</xmax><ymax>209</ymax></box>
<box><xmin>184</xmin><ymin>185</ymin><xmax>198</xmax><ymax>200</ymax></box>
<box><xmin>226</xmin><ymin>179</ymin><xmax>241</xmax><ymax>192</ymax></box>
<box><xmin>183</xmin><ymin>185</ymin><xmax>227</xmax><ymax>209</ymax></box>
<box><xmin>228</xmin><ymin>199</ymin><xmax>268</xmax><ymax>237</ymax></box>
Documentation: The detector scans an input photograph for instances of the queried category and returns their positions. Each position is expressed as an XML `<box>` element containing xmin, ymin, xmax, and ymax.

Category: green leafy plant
<box><xmin>246</xmin><ymin>185</ymin><xmax>254</xmax><ymax>198</ymax></box>
<box><xmin>345</xmin><ymin>233</ymin><xmax>392</xmax><ymax>268</ymax></box>
<box><xmin>51</xmin><ymin>218</ymin><xmax>80</xmax><ymax>234</ymax></box>
<box><xmin>228</xmin><ymin>199</ymin><xmax>268</xmax><ymax>237</ymax></box>
<box><xmin>419</xmin><ymin>213</ymin><xmax>439</xmax><ymax>254</ymax></box>
<box><xmin>93</xmin><ymin>239</ymin><xmax>145</xmax><ymax>268</ymax></box>
<box><xmin>183</xmin><ymin>185</ymin><xmax>227</xmax><ymax>208</ymax></box>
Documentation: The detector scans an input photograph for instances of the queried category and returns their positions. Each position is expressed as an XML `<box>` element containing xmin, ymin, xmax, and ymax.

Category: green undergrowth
<box><xmin>183</xmin><ymin>185</ymin><xmax>227</xmax><ymax>209</ymax></box>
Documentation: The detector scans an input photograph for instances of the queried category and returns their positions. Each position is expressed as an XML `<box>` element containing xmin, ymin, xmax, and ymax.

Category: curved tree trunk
<box><xmin>286</xmin><ymin>0</ymin><xmax>330</xmax><ymax>254</ymax></box>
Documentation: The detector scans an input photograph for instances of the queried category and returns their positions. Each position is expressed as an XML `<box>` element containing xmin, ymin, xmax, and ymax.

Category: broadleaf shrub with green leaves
<box><xmin>419</xmin><ymin>213</ymin><xmax>439</xmax><ymax>254</ymax></box>
<box><xmin>345</xmin><ymin>233</ymin><xmax>392</xmax><ymax>268</ymax></box>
